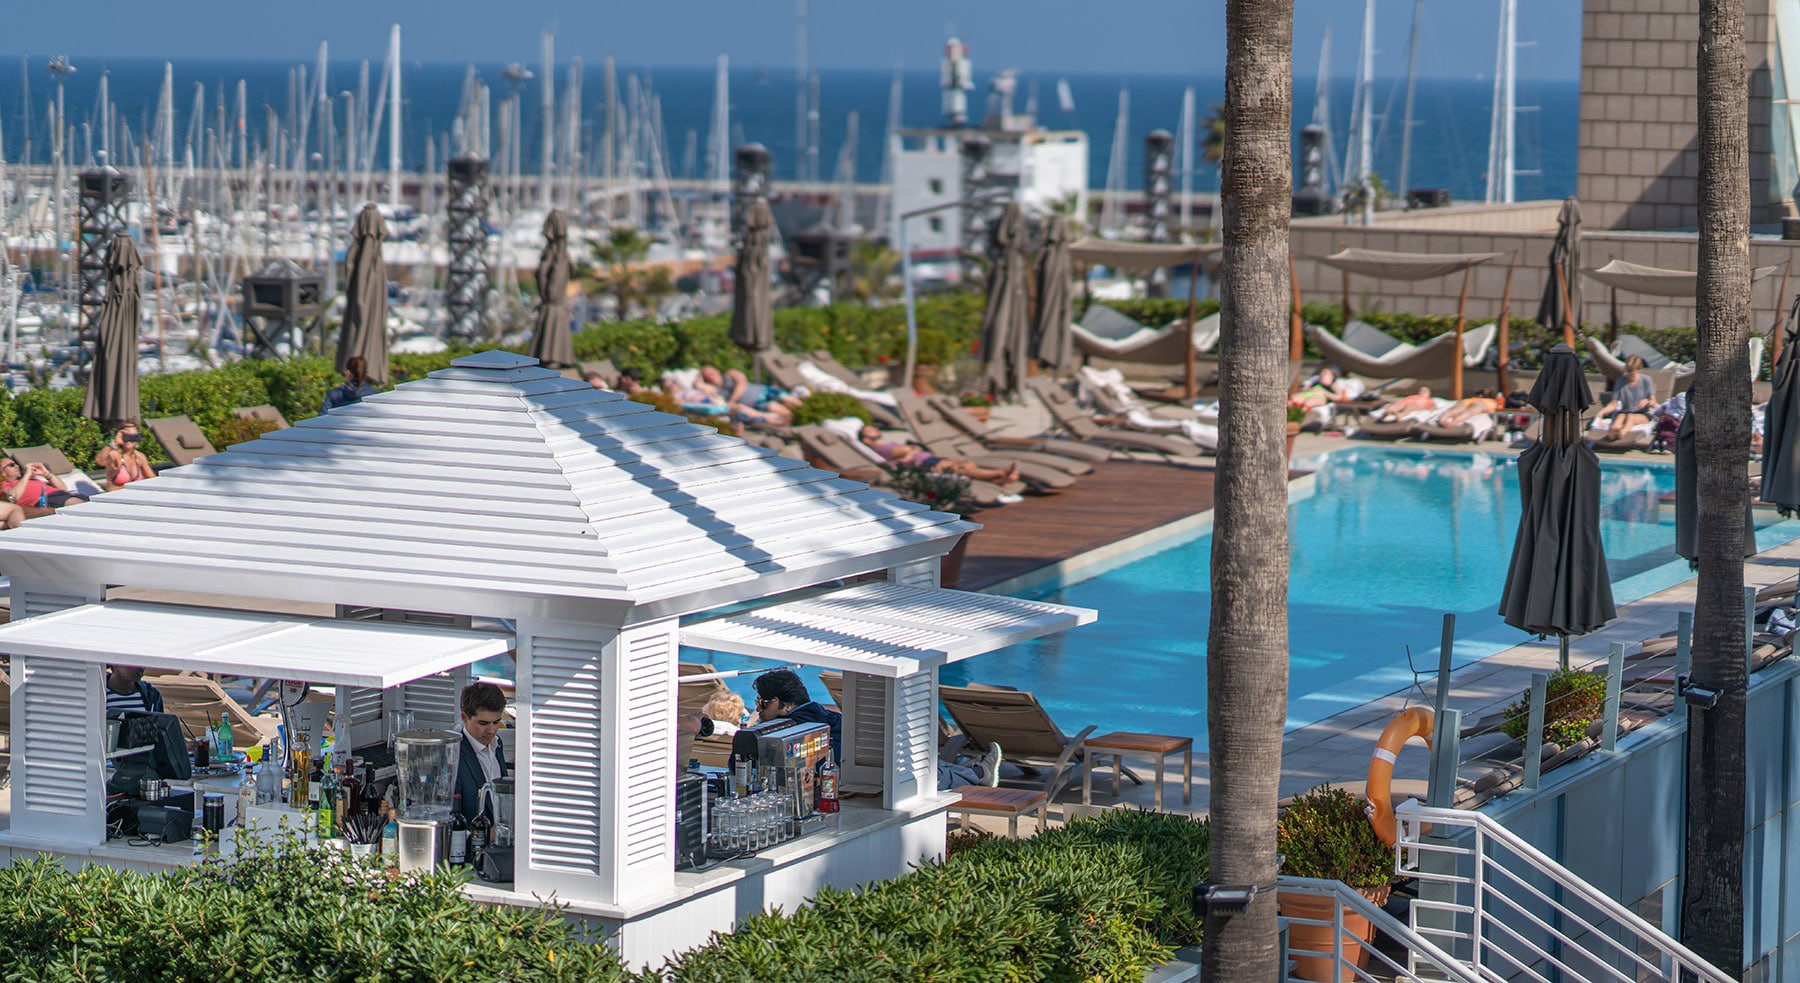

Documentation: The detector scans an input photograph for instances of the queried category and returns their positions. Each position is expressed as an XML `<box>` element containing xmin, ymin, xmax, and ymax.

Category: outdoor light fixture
<box><xmin>1192</xmin><ymin>881</ymin><xmax>1270</xmax><ymax>916</ymax></box>
<box><xmin>1677</xmin><ymin>674</ymin><xmax>1721</xmax><ymax>711</ymax></box>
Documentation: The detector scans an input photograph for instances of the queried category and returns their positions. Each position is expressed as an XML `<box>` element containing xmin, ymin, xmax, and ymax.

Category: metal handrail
<box><xmin>1394</xmin><ymin>800</ymin><xmax>1735</xmax><ymax>983</ymax></box>
<box><xmin>1275</xmin><ymin>877</ymin><xmax>1488</xmax><ymax>983</ymax></box>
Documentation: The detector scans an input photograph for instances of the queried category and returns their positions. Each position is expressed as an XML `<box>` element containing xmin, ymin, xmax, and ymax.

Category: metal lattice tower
<box><xmin>733</xmin><ymin>143</ymin><xmax>772</xmax><ymax>242</ymax></box>
<box><xmin>445</xmin><ymin>155</ymin><xmax>491</xmax><ymax>341</ymax></box>
<box><xmin>1143</xmin><ymin>130</ymin><xmax>1175</xmax><ymax>298</ymax></box>
<box><xmin>77</xmin><ymin>167</ymin><xmax>131</xmax><ymax>337</ymax></box>
<box><xmin>959</xmin><ymin>135</ymin><xmax>992</xmax><ymax>282</ymax></box>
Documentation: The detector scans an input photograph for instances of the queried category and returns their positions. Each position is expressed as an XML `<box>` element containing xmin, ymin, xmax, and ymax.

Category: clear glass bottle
<box><xmin>290</xmin><ymin>729</ymin><xmax>312</xmax><ymax>809</ymax></box>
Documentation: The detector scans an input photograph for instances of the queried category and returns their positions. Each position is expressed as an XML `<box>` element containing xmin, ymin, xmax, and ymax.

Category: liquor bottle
<box><xmin>337</xmin><ymin>758</ymin><xmax>361</xmax><ymax>818</ymax></box>
<box><xmin>469</xmin><ymin>808</ymin><xmax>489</xmax><ymax>862</ymax></box>
<box><xmin>381</xmin><ymin>807</ymin><xmax>400</xmax><ymax>865</ymax></box>
<box><xmin>306</xmin><ymin>778</ymin><xmax>323</xmax><ymax>841</ymax></box>
<box><xmin>290</xmin><ymin>730</ymin><xmax>312</xmax><ymax>809</ymax></box>
<box><xmin>256</xmin><ymin>748</ymin><xmax>278</xmax><ymax>803</ymax></box>
<box><xmin>238</xmin><ymin>767</ymin><xmax>259</xmax><ymax>827</ymax></box>
<box><xmin>817</xmin><ymin>756</ymin><xmax>840</xmax><ymax>816</ymax></box>
<box><xmin>318</xmin><ymin>765</ymin><xmax>341</xmax><ymax>839</ymax></box>
<box><xmin>449</xmin><ymin>794</ymin><xmax>470</xmax><ymax>865</ymax></box>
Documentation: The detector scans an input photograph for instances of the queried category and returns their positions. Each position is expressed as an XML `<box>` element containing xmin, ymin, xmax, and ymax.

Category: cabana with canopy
<box><xmin>1068</xmin><ymin>238</ymin><xmax>1222</xmax><ymax>400</ymax></box>
<box><xmin>1582</xmin><ymin>259</ymin><xmax>1783</xmax><ymax>393</ymax></box>
<box><xmin>1312</xmin><ymin>247</ymin><xmax>1511</xmax><ymax>399</ymax></box>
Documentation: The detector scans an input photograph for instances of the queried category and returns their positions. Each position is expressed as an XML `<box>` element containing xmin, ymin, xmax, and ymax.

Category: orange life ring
<box><xmin>1366</xmin><ymin>706</ymin><xmax>1434</xmax><ymax>846</ymax></box>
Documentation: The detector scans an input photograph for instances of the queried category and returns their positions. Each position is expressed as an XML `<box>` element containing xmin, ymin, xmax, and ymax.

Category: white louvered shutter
<box><xmin>518</xmin><ymin>625</ymin><xmax>608</xmax><ymax>895</ymax></box>
<box><xmin>888</xmin><ymin>669</ymin><xmax>937</xmax><ymax>809</ymax></box>
<box><xmin>13</xmin><ymin>657</ymin><xmax>103</xmax><ymax>841</ymax></box>
<box><xmin>615</xmin><ymin>622</ymin><xmax>676</xmax><ymax>886</ymax></box>
<box><xmin>841</xmin><ymin>671</ymin><xmax>889</xmax><ymax>789</ymax></box>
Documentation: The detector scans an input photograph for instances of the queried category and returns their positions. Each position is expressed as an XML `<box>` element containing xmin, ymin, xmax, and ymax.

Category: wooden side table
<box><xmin>948</xmin><ymin>785</ymin><xmax>1049</xmax><ymax>838</ymax></box>
<box><xmin>1082</xmin><ymin>732</ymin><xmax>1194</xmax><ymax>811</ymax></box>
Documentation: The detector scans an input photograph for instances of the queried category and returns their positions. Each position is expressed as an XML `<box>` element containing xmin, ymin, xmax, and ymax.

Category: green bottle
<box><xmin>215</xmin><ymin>715</ymin><xmax>233</xmax><ymax>763</ymax></box>
<box><xmin>317</xmin><ymin>767</ymin><xmax>340</xmax><ymax>839</ymax></box>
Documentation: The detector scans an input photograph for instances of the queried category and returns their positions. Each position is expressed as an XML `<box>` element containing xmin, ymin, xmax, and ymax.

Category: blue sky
<box><xmin>6</xmin><ymin>1</ymin><xmax>1580</xmax><ymax>80</ymax></box>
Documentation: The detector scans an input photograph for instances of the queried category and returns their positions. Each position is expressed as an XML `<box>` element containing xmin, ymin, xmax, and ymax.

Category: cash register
<box><xmin>105</xmin><ymin>711</ymin><xmax>195</xmax><ymax>840</ymax></box>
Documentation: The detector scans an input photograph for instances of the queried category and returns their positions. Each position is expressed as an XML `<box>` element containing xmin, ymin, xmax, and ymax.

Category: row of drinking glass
<box><xmin>708</xmin><ymin>790</ymin><xmax>798</xmax><ymax>854</ymax></box>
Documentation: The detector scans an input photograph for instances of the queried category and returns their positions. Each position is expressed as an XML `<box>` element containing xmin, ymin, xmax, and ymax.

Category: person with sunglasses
<box><xmin>1</xmin><ymin>458</ymin><xmax>84</xmax><ymax>510</ymax></box>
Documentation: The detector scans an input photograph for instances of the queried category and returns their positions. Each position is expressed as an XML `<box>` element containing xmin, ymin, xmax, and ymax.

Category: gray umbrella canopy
<box><xmin>730</xmin><ymin>198</ymin><xmax>776</xmax><ymax>354</ymax></box>
<box><xmin>81</xmin><ymin>234</ymin><xmax>142</xmax><ymax>430</ymax></box>
<box><xmin>979</xmin><ymin>202</ymin><xmax>1032</xmax><ymax>399</ymax></box>
<box><xmin>528</xmin><ymin>209</ymin><xmax>575</xmax><ymax>368</ymax></box>
<box><xmin>1535</xmin><ymin>198</ymin><xmax>1582</xmax><ymax>336</ymax></box>
<box><xmin>336</xmin><ymin>204</ymin><xmax>390</xmax><ymax>384</ymax></box>
<box><xmin>1762</xmin><ymin>318</ymin><xmax>1800</xmax><ymax>515</ymax></box>
<box><xmin>1499</xmin><ymin>344</ymin><xmax>1617</xmax><ymax>643</ymax></box>
<box><xmin>1031</xmin><ymin>214</ymin><xmax>1075</xmax><ymax>374</ymax></box>
<box><xmin>1678</xmin><ymin>386</ymin><xmax>1758</xmax><ymax>563</ymax></box>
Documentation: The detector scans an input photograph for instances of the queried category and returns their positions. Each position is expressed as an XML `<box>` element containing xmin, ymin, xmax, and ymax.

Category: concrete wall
<box><xmin>1578</xmin><ymin>0</ymin><xmax>1784</xmax><ymax>231</ymax></box>
<box><xmin>1291</xmin><ymin>215</ymin><xmax>1799</xmax><ymax>332</ymax></box>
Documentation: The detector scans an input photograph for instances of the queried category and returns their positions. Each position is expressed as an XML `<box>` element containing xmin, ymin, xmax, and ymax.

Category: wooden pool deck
<box><xmin>956</xmin><ymin>458</ymin><xmax>1219</xmax><ymax>592</ymax></box>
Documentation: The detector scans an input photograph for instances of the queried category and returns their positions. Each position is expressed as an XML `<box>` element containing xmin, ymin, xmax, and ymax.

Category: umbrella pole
<box><xmin>1290</xmin><ymin>252</ymin><xmax>1306</xmax><ymax>391</ymax></box>
<box><xmin>1453</xmin><ymin>266</ymin><xmax>1470</xmax><ymax>400</ymax></box>
<box><xmin>1769</xmin><ymin>261</ymin><xmax>1791</xmax><ymax>370</ymax></box>
<box><xmin>1608</xmin><ymin>286</ymin><xmax>1619</xmax><ymax>346</ymax></box>
<box><xmin>1340</xmin><ymin>247</ymin><xmax>1351</xmax><ymax>323</ymax></box>
<box><xmin>1497</xmin><ymin>254</ymin><xmax>1517</xmax><ymax>396</ymax></box>
<box><xmin>1555</xmin><ymin>263</ymin><xmax>1577</xmax><ymax>349</ymax></box>
<box><xmin>1184</xmin><ymin>258</ymin><xmax>1199</xmax><ymax>402</ymax></box>
<box><xmin>1559</xmin><ymin>635</ymin><xmax>1570</xmax><ymax>672</ymax></box>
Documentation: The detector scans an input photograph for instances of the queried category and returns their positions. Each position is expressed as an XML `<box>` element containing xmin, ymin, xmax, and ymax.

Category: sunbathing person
<box><xmin>1</xmin><ymin>458</ymin><xmax>84</xmax><ymax>509</ymax></box>
<box><xmin>1372</xmin><ymin>387</ymin><xmax>1437</xmax><ymax>422</ymax></box>
<box><xmin>1598</xmin><ymin>356</ymin><xmax>1657</xmax><ymax>440</ymax></box>
<box><xmin>662</xmin><ymin>367</ymin><xmax>730</xmax><ymax>415</ymax></box>
<box><xmin>1437</xmin><ymin>391</ymin><xmax>1501</xmax><ymax>428</ymax></box>
<box><xmin>95</xmin><ymin>424</ymin><xmax>155</xmax><ymax>490</ymax></box>
<box><xmin>725</xmin><ymin>368</ymin><xmax>803</xmax><ymax>425</ymax></box>
<box><xmin>858</xmin><ymin>425</ymin><xmax>1020</xmax><ymax>484</ymax></box>
<box><xmin>1292</xmin><ymin>367</ymin><xmax>1364</xmax><ymax>409</ymax></box>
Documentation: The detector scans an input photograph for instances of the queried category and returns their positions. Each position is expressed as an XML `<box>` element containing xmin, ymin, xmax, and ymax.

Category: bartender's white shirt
<box><xmin>463</xmin><ymin>728</ymin><xmax>502</xmax><ymax>784</ymax></box>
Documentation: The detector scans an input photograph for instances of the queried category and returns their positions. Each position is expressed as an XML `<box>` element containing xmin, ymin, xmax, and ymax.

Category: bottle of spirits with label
<box><xmin>381</xmin><ymin>806</ymin><xmax>400</xmax><ymax>865</ymax></box>
<box><xmin>817</xmin><ymin>756</ymin><xmax>840</xmax><ymax>817</ymax></box>
<box><xmin>448</xmin><ymin>794</ymin><xmax>470</xmax><ymax>865</ymax></box>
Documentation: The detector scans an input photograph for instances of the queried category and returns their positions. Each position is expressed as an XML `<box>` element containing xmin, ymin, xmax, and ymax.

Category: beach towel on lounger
<box><xmin>796</xmin><ymin>361</ymin><xmax>900</xmax><ymax>408</ymax></box>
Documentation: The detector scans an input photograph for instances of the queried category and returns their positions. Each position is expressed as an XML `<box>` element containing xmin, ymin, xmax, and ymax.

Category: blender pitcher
<box><xmin>484</xmin><ymin>778</ymin><xmax>516</xmax><ymax>846</ymax></box>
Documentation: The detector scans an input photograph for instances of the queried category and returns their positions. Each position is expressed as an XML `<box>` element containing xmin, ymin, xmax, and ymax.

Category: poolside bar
<box><xmin>0</xmin><ymin>351</ymin><xmax>1095</xmax><ymax>965</ymax></box>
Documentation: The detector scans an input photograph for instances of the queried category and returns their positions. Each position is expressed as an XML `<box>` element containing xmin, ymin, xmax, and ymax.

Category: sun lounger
<box><xmin>1072</xmin><ymin>311</ymin><xmax>1223</xmax><ymax>364</ymax></box>
<box><xmin>759</xmin><ymin>351</ymin><xmax>906</xmax><ymax>428</ymax></box>
<box><xmin>678</xmin><ymin>662</ymin><xmax>736</xmax><ymax>768</ymax></box>
<box><xmin>925</xmin><ymin>394</ymin><xmax>1112</xmax><ymax>464</ymax></box>
<box><xmin>1026</xmin><ymin>378</ymin><xmax>1206</xmax><ymax>458</ymax></box>
<box><xmin>793</xmin><ymin>423</ymin><xmax>1024</xmax><ymax>506</ymax></box>
<box><xmin>891</xmin><ymin>392</ymin><xmax>1084</xmax><ymax>489</ymax></box>
<box><xmin>1589</xmin><ymin>429</ymin><xmax>1654</xmax><ymax>453</ymax></box>
<box><xmin>1308</xmin><ymin>321</ymin><xmax>1497</xmax><ymax>382</ymax></box>
<box><xmin>146</xmin><ymin>674</ymin><xmax>277</xmax><ymax>749</ymax></box>
<box><xmin>938</xmin><ymin>682</ymin><xmax>1096</xmax><ymax>801</ymax></box>
<box><xmin>145</xmin><ymin>416</ymin><xmax>219</xmax><ymax>467</ymax></box>
<box><xmin>5</xmin><ymin>445</ymin><xmax>105</xmax><ymax>502</ymax></box>
<box><xmin>231</xmin><ymin>405</ymin><xmax>292</xmax><ymax>430</ymax></box>
<box><xmin>1414</xmin><ymin>413</ymin><xmax>1497</xmax><ymax>443</ymax></box>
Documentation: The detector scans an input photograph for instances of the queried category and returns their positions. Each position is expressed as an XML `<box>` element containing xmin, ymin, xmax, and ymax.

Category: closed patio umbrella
<box><xmin>1762</xmin><ymin>315</ymin><xmax>1800</xmax><ymax>515</ymax></box>
<box><xmin>1676</xmin><ymin>384</ymin><xmax>1757</xmax><ymax>565</ymax></box>
<box><xmin>336</xmin><ymin>204</ymin><xmax>389</xmax><ymax>385</ymax></box>
<box><xmin>1536</xmin><ymin>197</ymin><xmax>1582</xmax><ymax>347</ymax></box>
<box><xmin>528</xmin><ymin>209</ymin><xmax>574</xmax><ymax>368</ymax></box>
<box><xmin>979</xmin><ymin>202</ymin><xmax>1032</xmax><ymax>400</ymax></box>
<box><xmin>1031</xmin><ymin>214</ymin><xmax>1075</xmax><ymax>375</ymax></box>
<box><xmin>81</xmin><ymin>233</ymin><xmax>142</xmax><ymax>432</ymax></box>
<box><xmin>730</xmin><ymin>198</ymin><xmax>775</xmax><ymax>355</ymax></box>
<box><xmin>1499</xmin><ymin>343</ymin><xmax>1616</xmax><ymax>669</ymax></box>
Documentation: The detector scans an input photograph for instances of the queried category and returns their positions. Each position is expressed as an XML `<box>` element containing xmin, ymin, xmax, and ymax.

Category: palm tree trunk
<box><xmin>1684</xmin><ymin>0</ymin><xmax>1749</xmax><ymax>974</ymax></box>
<box><xmin>1204</xmin><ymin>1</ymin><xmax>1293</xmax><ymax>979</ymax></box>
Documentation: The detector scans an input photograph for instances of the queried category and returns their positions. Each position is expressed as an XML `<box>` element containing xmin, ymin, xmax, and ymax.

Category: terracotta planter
<box><xmin>1278</xmin><ymin>885</ymin><xmax>1392</xmax><ymax>983</ymax></box>
<box><xmin>964</xmin><ymin>405</ymin><xmax>993</xmax><ymax>423</ymax></box>
<box><xmin>1286</xmin><ymin>420</ymin><xmax>1302</xmax><ymax>461</ymax></box>
<box><xmin>939</xmin><ymin>532</ymin><xmax>973</xmax><ymax>589</ymax></box>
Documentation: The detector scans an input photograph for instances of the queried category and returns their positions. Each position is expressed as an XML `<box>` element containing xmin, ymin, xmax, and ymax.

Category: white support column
<box><xmin>513</xmin><ymin>618</ymin><xmax>676</xmax><ymax>907</ymax></box>
<box><xmin>881</xmin><ymin>561</ymin><xmax>942</xmax><ymax>807</ymax></box>
<box><xmin>9</xmin><ymin>579</ymin><xmax>105</xmax><ymax>844</ymax></box>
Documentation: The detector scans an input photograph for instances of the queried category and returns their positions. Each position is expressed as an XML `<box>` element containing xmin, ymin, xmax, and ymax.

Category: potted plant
<box><xmin>1286</xmin><ymin>403</ymin><xmax>1308</xmax><ymax>461</ymax></box>
<box><xmin>884</xmin><ymin>461</ymin><xmax>977</xmax><ymax>587</ymax></box>
<box><xmin>959</xmin><ymin>391</ymin><xmax>996</xmax><ymax>424</ymax></box>
<box><xmin>1277</xmin><ymin>784</ymin><xmax>1396</xmax><ymax>982</ymax></box>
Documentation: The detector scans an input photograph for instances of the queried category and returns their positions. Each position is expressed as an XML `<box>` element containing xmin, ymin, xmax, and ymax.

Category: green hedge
<box><xmin>653</xmin><ymin>809</ymin><xmax>1210</xmax><ymax>982</ymax></box>
<box><xmin>0</xmin><ymin>811</ymin><xmax>1208</xmax><ymax>982</ymax></box>
<box><xmin>0</xmin><ymin>837</ymin><xmax>631</xmax><ymax>982</ymax></box>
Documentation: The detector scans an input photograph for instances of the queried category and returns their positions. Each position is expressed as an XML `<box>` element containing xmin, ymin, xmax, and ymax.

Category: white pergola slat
<box><xmin>0</xmin><ymin>601</ymin><xmax>510</xmax><ymax>687</ymax></box>
<box><xmin>0</xmin><ymin>351</ymin><xmax>973</xmax><ymax>614</ymax></box>
<box><xmin>679</xmin><ymin>582</ymin><xmax>1098</xmax><ymax>678</ymax></box>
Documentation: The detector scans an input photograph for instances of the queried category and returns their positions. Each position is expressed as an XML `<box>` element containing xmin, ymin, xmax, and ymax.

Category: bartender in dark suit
<box><xmin>455</xmin><ymin>682</ymin><xmax>508</xmax><ymax>825</ymax></box>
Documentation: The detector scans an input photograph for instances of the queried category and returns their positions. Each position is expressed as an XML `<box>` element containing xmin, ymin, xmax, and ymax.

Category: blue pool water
<box><xmin>686</xmin><ymin>447</ymin><xmax>1800</xmax><ymax>745</ymax></box>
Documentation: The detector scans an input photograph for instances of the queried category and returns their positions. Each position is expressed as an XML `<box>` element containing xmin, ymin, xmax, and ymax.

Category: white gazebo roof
<box><xmin>0</xmin><ymin>351</ymin><xmax>973</xmax><ymax>619</ymax></box>
<box><xmin>680</xmin><ymin>581</ymin><xmax>1097</xmax><ymax>677</ymax></box>
<box><xmin>0</xmin><ymin>600</ymin><xmax>508</xmax><ymax>687</ymax></box>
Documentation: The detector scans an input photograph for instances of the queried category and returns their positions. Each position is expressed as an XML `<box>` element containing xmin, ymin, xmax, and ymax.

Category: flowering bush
<box><xmin>959</xmin><ymin>391</ymin><xmax>995</xmax><ymax>408</ymax></box>
<box><xmin>884</xmin><ymin>460</ymin><xmax>974</xmax><ymax>515</ymax></box>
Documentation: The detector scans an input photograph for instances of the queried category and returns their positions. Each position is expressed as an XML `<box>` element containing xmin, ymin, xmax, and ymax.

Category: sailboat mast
<box><xmin>1502</xmin><ymin>0</ymin><xmax>1517</xmax><ymax>203</ymax></box>
<box><xmin>1177</xmin><ymin>86</ymin><xmax>1195</xmax><ymax>232</ymax></box>
<box><xmin>541</xmin><ymin>30</ymin><xmax>555</xmax><ymax>208</ymax></box>
<box><xmin>1397</xmin><ymin>0</ymin><xmax>1422</xmax><ymax>200</ymax></box>
<box><xmin>795</xmin><ymin>0</ymin><xmax>809</xmax><ymax>180</ymax></box>
<box><xmin>1356</xmin><ymin>0</ymin><xmax>1375</xmax><ymax>224</ymax></box>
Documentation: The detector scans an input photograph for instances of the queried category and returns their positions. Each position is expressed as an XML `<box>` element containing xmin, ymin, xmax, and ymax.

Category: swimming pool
<box><xmin>687</xmin><ymin>446</ymin><xmax>1800</xmax><ymax>746</ymax></box>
